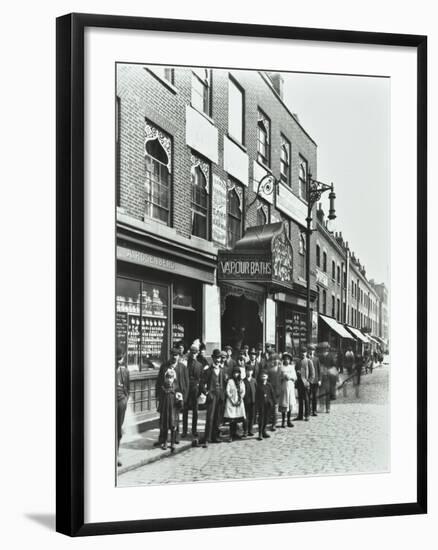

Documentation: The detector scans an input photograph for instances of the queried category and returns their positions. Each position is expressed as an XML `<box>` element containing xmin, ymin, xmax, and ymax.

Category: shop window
<box><xmin>192</xmin><ymin>68</ymin><xmax>210</xmax><ymax>115</ymax></box>
<box><xmin>323</xmin><ymin>251</ymin><xmax>327</xmax><ymax>272</ymax></box>
<box><xmin>144</xmin><ymin>122</ymin><xmax>172</xmax><ymax>225</ymax></box>
<box><xmin>257</xmin><ymin>109</ymin><xmax>270</xmax><ymax>166</ymax></box>
<box><xmin>322</xmin><ymin>290</ymin><xmax>327</xmax><ymax>315</ymax></box>
<box><xmin>172</xmin><ymin>280</ymin><xmax>200</xmax><ymax>349</ymax></box>
<box><xmin>227</xmin><ymin>184</ymin><xmax>243</xmax><ymax>248</ymax></box>
<box><xmin>280</xmin><ymin>134</ymin><xmax>291</xmax><ymax>186</ymax></box>
<box><xmin>191</xmin><ymin>155</ymin><xmax>210</xmax><ymax>240</ymax></box>
<box><xmin>316</xmin><ymin>244</ymin><xmax>321</xmax><ymax>268</ymax></box>
<box><xmin>116</xmin><ymin>277</ymin><xmax>168</xmax><ymax>374</ymax></box>
<box><xmin>299</xmin><ymin>156</ymin><xmax>308</xmax><ymax>201</ymax></box>
<box><xmin>228</xmin><ymin>77</ymin><xmax>244</xmax><ymax>144</ymax></box>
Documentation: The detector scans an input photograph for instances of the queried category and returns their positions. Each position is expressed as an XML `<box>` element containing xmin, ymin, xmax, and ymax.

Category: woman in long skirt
<box><xmin>279</xmin><ymin>352</ymin><xmax>297</xmax><ymax>428</ymax></box>
<box><xmin>223</xmin><ymin>366</ymin><xmax>246</xmax><ymax>441</ymax></box>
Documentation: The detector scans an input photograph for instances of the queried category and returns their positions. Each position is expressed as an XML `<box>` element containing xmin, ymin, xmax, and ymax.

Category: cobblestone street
<box><xmin>118</xmin><ymin>366</ymin><xmax>389</xmax><ymax>487</ymax></box>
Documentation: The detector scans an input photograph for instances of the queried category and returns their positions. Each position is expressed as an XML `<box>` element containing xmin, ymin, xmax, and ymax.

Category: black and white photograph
<box><xmin>115</xmin><ymin>64</ymin><xmax>391</xmax><ymax>487</ymax></box>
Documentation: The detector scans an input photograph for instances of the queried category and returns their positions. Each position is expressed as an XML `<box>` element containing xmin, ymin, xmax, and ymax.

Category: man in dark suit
<box><xmin>246</xmin><ymin>348</ymin><xmax>260</xmax><ymax>381</ymax></box>
<box><xmin>116</xmin><ymin>345</ymin><xmax>130</xmax><ymax>467</ymax></box>
<box><xmin>174</xmin><ymin>350</ymin><xmax>189</xmax><ymax>442</ymax></box>
<box><xmin>223</xmin><ymin>345</ymin><xmax>236</xmax><ymax>378</ymax></box>
<box><xmin>183</xmin><ymin>344</ymin><xmax>203</xmax><ymax>442</ymax></box>
<box><xmin>243</xmin><ymin>362</ymin><xmax>257</xmax><ymax>437</ymax></box>
<box><xmin>260</xmin><ymin>342</ymin><xmax>275</xmax><ymax>371</ymax></box>
<box><xmin>202</xmin><ymin>349</ymin><xmax>226</xmax><ymax>447</ymax></box>
<box><xmin>294</xmin><ymin>347</ymin><xmax>314</xmax><ymax>421</ymax></box>
<box><xmin>308</xmin><ymin>344</ymin><xmax>321</xmax><ymax>416</ymax></box>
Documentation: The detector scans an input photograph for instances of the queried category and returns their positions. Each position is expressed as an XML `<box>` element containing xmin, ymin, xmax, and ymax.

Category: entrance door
<box><xmin>221</xmin><ymin>294</ymin><xmax>263</xmax><ymax>351</ymax></box>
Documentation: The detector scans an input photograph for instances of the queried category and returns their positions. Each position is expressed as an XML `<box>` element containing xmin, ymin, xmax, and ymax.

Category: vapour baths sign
<box><xmin>218</xmin><ymin>256</ymin><xmax>272</xmax><ymax>279</ymax></box>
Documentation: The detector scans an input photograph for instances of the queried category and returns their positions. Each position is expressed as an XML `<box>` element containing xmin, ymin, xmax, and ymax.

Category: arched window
<box><xmin>323</xmin><ymin>251</ymin><xmax>327</xmax><ymax>272</ymax></box>
<box><xmin>280</xmin><ymin>135</ymin><xmax>291</xmax><ymax>185</ymax></box>
<box><xmin>145</xmin><ymin>137</ymin><xmax>170</xmax><ymax>224</ymax></box>
<box><xmin>227</xmin><ymin>186</ymin><xmax>242</xmax><ymax>248</ymax></box>
<box><xmin>257</xmin><ymin>205</ymin><xmax>268</xmax><ymax>226</ymax></box>
<box><xmin>322</xmin><ymin>290</ymin><xmax>327</xmax><ymax>315</ymax></box>
<box><xmin>316</xmin><ymin>243</ymin><xmax>321</xmax><ymax>267</ymax></box>
<box><xmin>299</xmin><ymin>156</ymin><xmax>308</xmax><ymax>200</ymax></box>
<box><xmin>257</xmin><ymin>110</ymin><xmax>270</xmax><ymax>166</ymax></box>
<box><xmin>299</xmin><ymin>233</ymin><xmax>306</xmax><ymax>279</ymax></box>
<box><xmin>191</xmin><ymin>164</ymin><xmax>209</xmax><ymax>239</ymax></box>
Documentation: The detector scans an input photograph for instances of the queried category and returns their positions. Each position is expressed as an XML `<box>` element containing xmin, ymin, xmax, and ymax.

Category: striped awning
<box><xmin>319</xmin><ymin>314</ymin><xmax>354</xmax><ymax>339</ymax></box>
<box><xmin>344</xmin><ymin>325</ymin><xmax>369</xmax><ymax>343</ymax></box>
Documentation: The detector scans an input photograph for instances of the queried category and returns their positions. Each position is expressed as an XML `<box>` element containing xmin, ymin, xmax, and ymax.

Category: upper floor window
<box><xmin>299</xmin><ymin>156</ymin><xmax>308</xmax><ymax>201</ymax></box>
<box><xmin>257</xmin><ymin>109</ymin><xmax>270</xmax><ymax>166</ymax></box>
<box><xmin>228</xmin><ymin>77</ymin><xmax>244</xmax><ymax>143</ymax></box>
<box><xmin>192</xmin><ymin>69</ymin><xmax>210</xmax><ymax>116</ymax></box>
<box><xmin>337</xmin><ymin>265</ymin><xmax>341</xmax><ymax>285</ymax></box>
<box><xmin>316</xmin><ymin>244</ymin><xmax>321</xmax><ymax>267</ymax></box>
<box><xmin>190</xmin><ymin>154</ymin><xmax>210</xmax><ymax>240</ymax></box>
<box><xmin>331</xmin><ymin>295</ymin><xmax>335</xmax><ymax>318</ymax></box>
<box><xmin>322</xmin><ymin>290</ymin><xmax>327</xmax><ymax>315</ymax></box>
<box><xmin>337</xmin><ymin>298</ymin><xmax>340</xmax><ymax>321</ymax></box>
<box><xmin>280</xmin><ymin>135</ymin><xmax>291</xmax><ymax>186</ymax></box>
<box><xmin>323</xmin><ymin>251</ymin><xmax>327</xmax><ymax>272</ymax></box>
<box><xmin>151</xmin><ymin>66</ymin><xmax>174</xmax><ymax>84</ymax></box>
<box><xmin>228</xmin><ymin>183</ymin><xmax>243</xmax><ymax>248</ymax></box>
<box><xmin>298</xmin><ymin>233</ymin><xmax>306</xmax><ymax>279</ymax></box>
<box><xmin>332</xmin><ymin>260</ymin><xmax>336</xmax><ymax>280</ymax></box>
<box><xmin>144</xmin><ymin>122</ymin><xmax>172</xmax><ymax>225</ymax></box>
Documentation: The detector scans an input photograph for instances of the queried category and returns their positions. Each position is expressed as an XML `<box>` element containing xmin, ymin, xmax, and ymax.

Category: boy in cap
<box><xmin>255</xmin><ymin>370</ymin><xmax>275</xmax><ymax>440</ymax></box>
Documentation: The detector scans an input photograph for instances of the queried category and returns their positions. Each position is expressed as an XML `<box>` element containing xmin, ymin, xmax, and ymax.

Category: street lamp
<box><xmin>305</xmin><ymin>174</ymin><xmax>336</xmax><ymax>346</ymax></box>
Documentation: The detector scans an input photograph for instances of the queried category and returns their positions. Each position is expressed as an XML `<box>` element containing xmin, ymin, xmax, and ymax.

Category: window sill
<box><xmin>256</xmin><ymin>159</ymin><xmax>272</xmax><ymax>173</ymax></box>
<box><xmin>146</xmin><ymin>68</ymin><xmax>178</xmax><ymax>94</ymax></box>
<box><xmin>226</xmin><ymin>133</ymin><xmax>247</xmax><ymax>153</ymax></box>
<box><xmin>189</xmin><ymin>104</ymin><xmax>216</xmax><ymax>126</ymax></box>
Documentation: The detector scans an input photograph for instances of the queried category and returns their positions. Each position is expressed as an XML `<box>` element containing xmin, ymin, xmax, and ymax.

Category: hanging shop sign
<box><xmin>217</xmin><ymin>222</ymin><xmax>293</xmax><ymax>290</ymax></box>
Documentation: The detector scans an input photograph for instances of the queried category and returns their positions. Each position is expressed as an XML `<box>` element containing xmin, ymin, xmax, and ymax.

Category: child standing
<box><xmin>223</xmin><ymin>366</ymin><xmax>246</xmax><ymax>441</ymax></box>
<box><xmin>255</xmin><ymin>370</ymin><xmax>275</xmax><ymax>441</ymax></box>
<box><xmin>158</xmin><ymin>364</ymin><xmax>182</xmax><ymax>451</ymax></box>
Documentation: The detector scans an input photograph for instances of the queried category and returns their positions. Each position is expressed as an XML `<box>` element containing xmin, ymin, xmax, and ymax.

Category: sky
<box><xmin>282</xmin><ymin>73</ymin><xmax>390</xmax><ymax>287</ymax></box>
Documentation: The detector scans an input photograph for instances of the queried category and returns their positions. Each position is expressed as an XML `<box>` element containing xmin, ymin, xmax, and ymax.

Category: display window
<box><xmin>116</xmin><ymin>277</ymin><xmax>168</xmax><ymax>371</ymax></box>
<box><xmin>172</xmin><ymin>280</ymin><xmax>201</xmax><ymax>349</ymax></box>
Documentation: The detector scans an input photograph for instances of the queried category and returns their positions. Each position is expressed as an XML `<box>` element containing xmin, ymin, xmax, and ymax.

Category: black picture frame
<box><xmin>56</xmin><ymin>12</ymin><xmax>427</xmax><ymax>537</ymax></box>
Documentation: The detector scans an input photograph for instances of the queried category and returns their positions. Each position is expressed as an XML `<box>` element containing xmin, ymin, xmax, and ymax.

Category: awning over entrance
<box><xmin>344</xmin><ymin>325</ymin><xmax>368</xmax><ymax>343</ymax></box>
<box><xmin>217</xmin><ymin>222</ymin><xmax>294</xmax><ymax>291</ymax></box>
<box><xmin>319</xmin><ymin>314</ymin><xmax>354</xmax><ymax>339</ymax></box>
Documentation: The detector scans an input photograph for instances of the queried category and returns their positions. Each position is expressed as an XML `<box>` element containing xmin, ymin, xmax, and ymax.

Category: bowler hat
<box><xmin>211</xmin><ymin>348</ymin><xmax>221</xmax><ymax>358</ymax></box>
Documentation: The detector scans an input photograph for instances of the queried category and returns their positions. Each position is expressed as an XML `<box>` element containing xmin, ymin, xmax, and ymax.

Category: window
<box><xmin>227</xmin><ymin>185</ymin><xmax>243</xmax><ymax>248</ymax></box>
<box><xmin>323</xmin><ymin>251</ymin><xmax>327</xmax><ymax>272</ymax></box>
<box><xmin>151</xmin><ymin>66</ymin><xmax>174</xmax><ymax>84</ymax></box>
<box><xmin>351</xmin><ymin>280</ymin><xmax>354</xmax><ymax>296</ymax></box>
<box><xmin>322</xmin><ymin>290</ymin><xmax>327</xmax><ymax>315</ymax></box>
<box><xmin>191</xmin><ymin>69</ymin><xmax>210</xmax><ymax>115</ymax></box>
<box><xmin>351</xmin><ymin>306</ymin><xmax>354</xmax><ymax>325</ymax></box>
<box><xmin>190</xmin><ymin>156</ymin><xmax>210</xmax><ymax>240</ymax></box>
<box><xmin>299</xmin><ymin>156</ymin><xmax>308</xmax><ymax>200</ymax></box>
<box><xmin>342</xmin><ymin>302</ymin><xmax>346</xmax><ymax>322</ymax></box>
<box><xmin>332</xmin><ymin>260</ymin><xmax>336</xmax><ymax>280</ymax></box>
<box><xmin>317</xmin><ymin>286</ymin><xmax>320</xmax><ymax>312</ymax></box>
<box><xmin>228</xmin><ymin>77</ymin><xmax>244</xmax><ymax>143</ymax></box>
<box><xmin>331</xmin><ymin>295</ymin><xmax>335</xmax><ymax>318</ymax></box>
<box><xmin>337</xmin><ymin>265</ymin><xmax>341</xmax><ymax>285</ymax></box>
<box><xmin>337</xmin><ymin>298</ymin><xmax>340</xmax><ymax>321</ymax></box>
<box><xmin>298</xmin><ymin>233</ymin><xmax>306</xmax><ymax>279</ymax></box>
<box><xmin>316</xmin><ymin>244</ymin><xmax>321</xmax><ymax>267</ymax></box>
<box><xmin>144</xmin><ymin>124</ymin><xmax>172</xmax><ymax>225</ymax></box>
<box><xmin>257</xmin><ymin>205</ymin><xmax>268</xmax><ymax>226</ymax></box>
<box><xmin>257</xmin><ymin>109</ymin><xmax>270</xmax><ymax>166</ymax></box>
<box><xmin>280</xmin><ymin>135</ymin><xmax>291</xmax><ymax>185</ymax></box>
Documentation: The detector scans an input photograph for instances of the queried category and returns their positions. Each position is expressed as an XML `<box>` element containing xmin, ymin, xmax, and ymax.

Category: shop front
<box><xmin>217</xmin><ymin>222</ymin><xmax>294</xmax><ymax>354</ymax></box>
<box><xmin>116</xmin><ymin>229</ymin><xmax>216</xmax><ymax>416</ymax></box>
<box><xmin>344</xmin><ymin>324</ymin><xmax>368</xmax><ymax>355</ymax></box>
<box><xmin>318</xmin><ymin>313</ymin><xmax>354</xmax><ymax>356</ymax></box>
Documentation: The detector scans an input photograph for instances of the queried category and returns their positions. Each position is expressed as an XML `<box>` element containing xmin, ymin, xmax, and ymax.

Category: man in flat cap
<box><xmin>202</xmin><ymin>349</ymin><xmax>226</xmax><ymax>447</ymax></box>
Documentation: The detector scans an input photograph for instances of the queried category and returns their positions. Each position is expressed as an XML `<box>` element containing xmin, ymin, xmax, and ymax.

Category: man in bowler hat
<box><xmin>202</xmin><ymin>349</ymin><xmax>226</xmax><ymax>447</ymax></box>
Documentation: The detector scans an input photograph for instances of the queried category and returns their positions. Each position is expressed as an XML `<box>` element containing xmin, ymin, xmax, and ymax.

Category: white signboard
<box><xmin>212</xmin><ymin>175</ymin><xmax>228</xmax><ymax>246</ymax></box>
<box><xmin>276</xmin><ymin>182</ymin><xmax>307</xmax><ymax>227</ymax></box>
<box><xmin>185</xmin><ymin>105</ymin><xmax>219</xmax><ymax>163</ymax></box>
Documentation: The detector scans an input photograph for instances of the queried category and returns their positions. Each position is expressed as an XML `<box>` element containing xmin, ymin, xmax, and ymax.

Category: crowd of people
<box><xmin>115</xmin><ymin>341</ymin><xmax>384</xmax><ymax>463</ymax></box>
<box><xmin>149</xmin><ymin>341</ymin><xmax>382</xmax><ymax>452</ymax></box>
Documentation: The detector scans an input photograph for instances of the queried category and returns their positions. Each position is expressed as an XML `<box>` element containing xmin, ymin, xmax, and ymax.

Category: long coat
<box><xmin>158</xmin><ymin>370</ymin><xmax>180</xmax><ymax>431</ymax></box>
<box><xmin>223</xmin><ymin>378</ymin><xmax>246</xmax><ymax>421</ymax></box>
<box><xmin>279</xmin><ymin>363</ymin><xmax>297</xmax><ymax>412</ymax></box>
<box><xmin>186</xmin><ymin>355</ymin><xmax>203</xmax><ymax>410</ymax></box>
<box><xmin>268</xmin><ymin>364</ymin><xmax>282</xmax><ymax>401</ymax></box>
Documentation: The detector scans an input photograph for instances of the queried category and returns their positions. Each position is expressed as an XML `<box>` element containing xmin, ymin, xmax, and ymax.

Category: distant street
<box><xmin>118</xmin><ymin>366</ymin><xmax>389</xmax><ymax>487</ymax></box>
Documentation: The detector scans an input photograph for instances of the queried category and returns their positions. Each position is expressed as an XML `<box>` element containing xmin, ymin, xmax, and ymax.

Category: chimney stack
<box><xmin>268</xmin><ymin>72</ymin><xmax>284</xmax><ymax>100</ymax></box>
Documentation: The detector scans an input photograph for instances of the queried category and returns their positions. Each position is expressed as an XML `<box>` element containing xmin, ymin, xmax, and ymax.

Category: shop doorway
<box><xmin>221</xmin><ymin>294</ymin><xmax>263</xmax><ymax>351</ymax></box>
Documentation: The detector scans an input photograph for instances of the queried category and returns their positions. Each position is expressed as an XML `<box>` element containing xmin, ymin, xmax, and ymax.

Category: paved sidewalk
<box><xmin>117</xmin><ymin>367</ymin><xmax>382</xmax><ymax>476</ymax></box>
